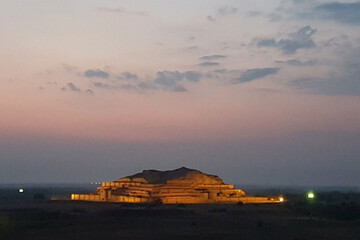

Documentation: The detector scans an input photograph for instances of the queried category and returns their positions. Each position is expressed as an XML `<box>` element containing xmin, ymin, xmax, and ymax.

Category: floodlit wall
<box><xmin>110</xmin><ymin>195</ymin><xmax>150</xmax><ymax>203</ymax></box>
<box><xmin>71</xmin><ymin>182</ymin><xmax>282</xmax><ymax>204</ymax></box>
<box><xmin>71</xmin><ymin>194</ymin><xmax>102</xmax><ymax>201</ymax></box>
<box><xmin>238</xmin><ymin>196</ymin><xmax>282</xmax><ymax>204</ymax></box>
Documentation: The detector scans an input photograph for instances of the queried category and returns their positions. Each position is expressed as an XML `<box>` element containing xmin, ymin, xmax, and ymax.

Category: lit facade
<box><xmin>71</xmin><ymin>167</ymin><xmax>284</xmax><ymax>204</ymax></box>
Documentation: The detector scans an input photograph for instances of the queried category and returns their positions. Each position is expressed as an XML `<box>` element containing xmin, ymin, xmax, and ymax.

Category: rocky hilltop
<box><xmin>120</xmin><ymin>167</ymin><xmax>224</xmax><ymax>184</ymax></box>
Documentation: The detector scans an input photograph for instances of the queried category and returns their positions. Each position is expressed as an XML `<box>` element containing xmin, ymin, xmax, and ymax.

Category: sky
<box><xmin>1</xmin><ymin>0</ymin><xmax>360</xmax><ymax>186</ymax></box>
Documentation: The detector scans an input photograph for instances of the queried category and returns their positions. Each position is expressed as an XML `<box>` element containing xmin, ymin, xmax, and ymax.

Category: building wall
<box><xmin>71</xmin><ymin>182</ymin><xmax>282</xmax><ymax>204</ymax></box>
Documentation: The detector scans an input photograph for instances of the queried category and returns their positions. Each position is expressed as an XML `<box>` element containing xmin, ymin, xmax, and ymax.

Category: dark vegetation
<box><xmin>0</xmin><ymin>186</ymin><xmax>359</xmax><ymax>240</ymax></box>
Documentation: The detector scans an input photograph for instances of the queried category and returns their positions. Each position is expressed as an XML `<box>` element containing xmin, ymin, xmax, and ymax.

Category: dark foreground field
<box><xmin>1</xmin><ymin>188</ymin><xmax>359</xmax><ymax>240</ymax></box>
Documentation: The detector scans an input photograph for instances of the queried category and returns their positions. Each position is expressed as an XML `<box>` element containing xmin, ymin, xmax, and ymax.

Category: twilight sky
<box><xmin>1</xmin><ymin>0</ymin><xmax>360</xmax><ymax>186</ymax></box>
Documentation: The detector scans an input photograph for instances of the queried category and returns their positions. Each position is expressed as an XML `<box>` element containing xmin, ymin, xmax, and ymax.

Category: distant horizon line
<box><xmin>1</xmin><ymin>182</ymin><xmax>359</xmax><ymax>190</ymax></box>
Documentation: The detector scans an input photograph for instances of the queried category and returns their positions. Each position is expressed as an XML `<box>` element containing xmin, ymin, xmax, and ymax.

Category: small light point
<box><xmin>19</xmin><ymin>188</ymin><xmax>24</xmax><ymax>193</ymax></box>
<box><xmin>307</xmin><ymin>192</ymin><xmax>315</xmax><ymax>199</ymax></box>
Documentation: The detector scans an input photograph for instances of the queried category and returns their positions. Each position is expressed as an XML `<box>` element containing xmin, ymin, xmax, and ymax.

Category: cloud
<box><xmin>97</xmin><ymin>7</ymin><xmax>147</xmax><ymax>16</ymax></box>
<box><xmin>292</xmin><ymin>0</ymin><xmax>308</xmax><ymax>4</ymax></box>
<box><xmin>118</xmin><ymin>72</ymin><xmax>138</xmax><ymax>80</ymax></box>
<box><xmin>93</xmin><ymin>81</ymin><xmax>139</xmax><ymax>92</ymax></box>
<box><xmin>232</xmin><ymin>68</ymin><xmax>279</xmax><ymax>84</ymax></box>
<box><xmin>185</xmin><ymin>46</ymin><xmax>199</xmax><ymax>51</ymax></box>
<box><xmin>86</xmin><ymin>89</ymin><xmax>95</xmax><ymax>95</ymax></box>
<box><xmin>314</xmin><ymin>2</ymin><xmax>360</xmax><ymax>24</ymax></box>
<box><xmin>62</xmin><ymin>64</ymin><xmax>78</xmax><ymax>72</ymax></box>
<box><xmin>255</xmin><ymin>25</ymin><xmax>317</xmax><ymax>54</ymax></box>
<box><xmin>323</xmin><ymin>35</ymin><xmax>349</xmax><ymax>47</ymax></box>
<box><xmin>93</xmin><ymin>81</ymin><xmax>140</xmax><ymax>92</ymax></box>
<box><xmin>257</xmin><ymin>38</ymin><xmax>277</xmax><ymax>47</ymax></box>
<box><xmin>97</xmin><ymin>7</ymin><xmax>124</xmax><ymax>14</ymax></box>
<box><xmin>289</xmin><ymin>47</ymin><xmax>360</xmax><ymax>95</ymax></box>
<box><xmin>272</xmin><ymin>1</ymin><xmax>360</xmax><ymax>25</ymax></box>
<box><xmin>154</xmin><ymin>71</ymin><xmax>184</xmax><ymax>87</ymax></box>
<box><xmin>67</xmin><ymin>82</ymin><xmax>81</xmax><ymax>92</ymax></box>
<box><xmin>184</xmin><ymin>71</ymin><xmax>202</xmax><ymax>82</ymax></box>
<box><xmin>207</xmin><ymin>16</ymin><xmax>216</xmax><ymax>22</ymax></box>
<box><xmin>172</xmin><ymin>85</ymin><xmax>187</xmax><ymax>92</ymax></box>
<box><xmin>289</xmin><ymin>77</ymin><xmax>360</xmax><ymax>96</ymax></box>
<box><xmin>84</xmin><ymin>69</ymin><xmax>110</xmax><ymax>79</ymax></box>
<box><xmin>267</xmin><ymin>0</ymin><xmax>313</xmax><ymax>22</ymax></box>
<box><xmin>199</xmin><ymin>62</ymin><xmax>220</xmax><ymax>67</ymax></box>
<box><xmin>247</xmin><ymin>11</ymin><xmax>262</xmax><ymax>17</ymax></box>
<box><xmin>88</xmin><ymin>69</ymin><xmax>202</xmax><ymax>93</ymax></box>
<box><xmin>94</xmin><ymin>82</ymin><xmax>113</xmax><ymax>89</ymax></box>
<box><xmin>154</xmin><ymin>70</ymin><xmax>203</xmax><ymax>86</ymax></box>
<box><xmin>137</xmin><ymin>82</ymin><xmax>158</xmax><ymax>91</ymax></box>
<box><xmin>153</xmin><ymin>70</ymin><xmax>203</xmax><ymax>92</ymax></box>
<box><xmin>213</xmin><ymin>69</ymin><xmax>228</xmax><ymax>74</ymax></box>
<box><xmin>206</xmin><ymin>68</ymin><xmax>242</xmax><ymax>80</ymax></box>
<box><xmin>218</xmin><ymin>7</ymin><xmax>238</xmax><ymax>16</ymax></box>
<box><xmin>275</xmin><ymin>59</ymin><xmax>316</xmax><ymax>66</ymax></box>
<box><xmin>200</xmin><ymin>55</ymin><xmax>226</xmax><ymax>61</ymax></box>
<box><xmin>120</xmin><ymin>84</ymin><xmax>138</xmax><ymax>91</ymax></box>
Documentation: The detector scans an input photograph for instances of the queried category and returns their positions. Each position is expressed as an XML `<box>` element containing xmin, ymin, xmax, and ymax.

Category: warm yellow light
<box><xmin>19</xmin><ymin>188</ymin><xmax>24</xmax><ymax>193</ymax></box>
<box><xmin>279</xmin><ymin>197</ymin><xmax>284</xmax><ymax>202</ymax></box>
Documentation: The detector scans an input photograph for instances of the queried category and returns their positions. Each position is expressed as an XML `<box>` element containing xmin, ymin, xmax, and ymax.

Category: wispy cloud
<box><xmin>232</xmin><ymin>68</ymin><xmax>279</xmax><ymax>84</ymax></box>
<box><xmin>84</xmin><ymin>69</ymin><xmax>110</xmax><ymax>79</ymax></box>
<box><xmin>200</xmin><ymin>55</ymin><xmax>226</xmax><ymax>61</ymax></box>
<box><xmin>275</xmin><ymin>59</ymin><xmax>316</xmax><ymax>66</ymax></box>
<box><xmin>117</xmin><ymin>72</ymin><xmax>138</xmax><ymax>81</ymax></box>
<box><xmin>206</xmin><ymin>15</ymin><xmax>216</xmax><ymax>22</ymax></box>
<box><xmin>62</xmin><ymin>64</ymin><xmax>78</xmax><ymax>73</ymax></box>
<box><xmin>97</xmin><ymin>7</ymin><xmax>124</xmax><ymax>14</ymax></box>
<box><xmin>314</xmin><ymin>2</ymin><xmax>360</xmax><ymax>24</ymax></box>
<box><xmin>289</xmin><ymin>48</ymin><xmax>360</xmax><ymax>95</ymax></box>
<box><xmin>94</xmin><ymin>82</ymin><xmax>112</xmax><ymax>89</ymax></box>
<box><xmin>90</xmin><ymin>70</ymin><xmax>203</xmax><ymax>93</ymax></box>
<box><xmin>67</xmin><ymin>82</ymin><xmax>81</xmax><ymax>92</ymax></box>
<box><xmin>184</xmin><ymin>71</ymin><xmax>202</xmax><ymax>82</ymax></box>
<box><xmin>154</xmin><ymin>71</ymin><xmax>184</xmax><ymax>88</ymax></box>
<box><xmin>153</xmin><ymin>70</ymin><xmax>202</xmax><ymax>91</ymax></box>
<box><xmin>270</xmin><ymin>1</ymin><xmax>360</xmax><ymax>25</ymax></box>
<box><xmin>289</xmin><ymin>77</ymin><xmax>360</xmax><ymax>96</ymax></box>
<box><xmin>97</xmin><ymin>7</ymin><xmax>148</xmax><ymax>16</ymax></box>
<box><xmin>86</xmin><ymin>89</ymin><xmax>95</xmax><ymax>95</ymax></box>
<box><xmin>137</xmin><ymin>82</ymin><xmax>158</xmax><ymax>91</ymax></box>
<box><xmin>199</xmin><ymin>62</ymin><xmax>220</xmax><ymax>67</ymax></box>
<box><xmin>255</xmin><ymin>26</ymin><xmax>317</xmax><ymax>54</ymax></box>
<box><xmin>185</xmin><ymin>46</ymin><xmax>199</xmax><ymax>51</ymax></box>
<box><xmin>218</xmin><ymin>6</ymin><xmax>238</xmax><ymax>16</ymax></box>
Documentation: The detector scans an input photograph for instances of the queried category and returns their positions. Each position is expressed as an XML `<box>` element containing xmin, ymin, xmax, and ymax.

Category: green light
<box><xmin>307</xmin><ymin>192</ymin><xmax>315</xmax><ymax>199</ymax></box>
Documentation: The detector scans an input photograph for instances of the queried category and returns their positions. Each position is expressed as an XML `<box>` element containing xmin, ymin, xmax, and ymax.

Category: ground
<box><xmin>0</xmin><ymin>187</ymin><xmax>359</xmax><ymax>240</ymax></box>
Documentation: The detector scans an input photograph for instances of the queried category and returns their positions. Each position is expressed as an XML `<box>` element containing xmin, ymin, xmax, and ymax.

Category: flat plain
<box><xmin>1</xmin><ymin>187</ymin><xmax>359</xmax><ymax>240</ymax></box>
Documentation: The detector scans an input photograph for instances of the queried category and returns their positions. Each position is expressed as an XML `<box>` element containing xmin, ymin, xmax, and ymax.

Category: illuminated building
<box><xmin>71</xmin><ymin>167</ymin><xmax>284</xmax><ymax>204</ymax></box>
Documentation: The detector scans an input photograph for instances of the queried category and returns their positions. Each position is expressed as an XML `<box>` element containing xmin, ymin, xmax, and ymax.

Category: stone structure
<box><xmin>71</xmin><ymin>167</ymin><xmax>284</xmax><ymax>204</ymax></box>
